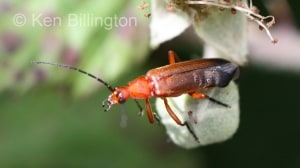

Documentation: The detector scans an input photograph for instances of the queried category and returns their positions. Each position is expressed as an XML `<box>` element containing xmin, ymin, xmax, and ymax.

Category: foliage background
<box><xmin>1</xmin><ymin>0</ymin><xmax>300</xmax><ymax>167</ymax></box>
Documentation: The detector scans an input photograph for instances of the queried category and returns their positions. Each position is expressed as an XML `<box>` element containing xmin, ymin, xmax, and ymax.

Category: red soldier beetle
<box><xmin>32</xmin><ymin>50</ymin><xmax>239</xmax><ymax>130</ymax></box>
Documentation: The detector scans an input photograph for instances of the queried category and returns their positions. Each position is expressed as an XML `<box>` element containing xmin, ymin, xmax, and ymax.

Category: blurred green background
<box><xmin>1</xmin><ymin>0</ymin><xmax>300</xmax><ymax>168</ymax></box>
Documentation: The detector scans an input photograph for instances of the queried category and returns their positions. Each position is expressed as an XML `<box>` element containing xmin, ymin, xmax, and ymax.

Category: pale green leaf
<box><xmin>155</xmin><ymin>82</ymin><xmax>239</xmax><ymax>149</ymax></box>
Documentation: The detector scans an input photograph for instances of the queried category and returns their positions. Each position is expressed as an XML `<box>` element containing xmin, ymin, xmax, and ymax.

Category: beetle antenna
<box><xmin>32</xmin><ymin>61</ymin><xmax>115</xmax><ymax>92</ymax></box>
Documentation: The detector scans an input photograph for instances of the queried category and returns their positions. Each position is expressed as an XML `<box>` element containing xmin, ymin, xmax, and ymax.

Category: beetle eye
<box><xmin>118</xmin><ymin>97</ymin><xmax>126</xmax><ymax>104</ymax></box>
<box><xmin>117</xmin><ymin>92</ymin><xmax>126</xmax><ymax>104</ymax></box>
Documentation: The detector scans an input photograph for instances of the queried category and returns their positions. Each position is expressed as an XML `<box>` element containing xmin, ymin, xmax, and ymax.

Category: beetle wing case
<box><xmin>147</xmin><ymin>59</ymin><xmax>239</xmax><ymax>97</ymax></box>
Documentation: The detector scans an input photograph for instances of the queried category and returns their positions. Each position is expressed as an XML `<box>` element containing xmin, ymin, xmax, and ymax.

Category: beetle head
<box><xmin>102</xmin><ymin>87</ymin><xmax>130</xmax><ymax>111</ymax></box>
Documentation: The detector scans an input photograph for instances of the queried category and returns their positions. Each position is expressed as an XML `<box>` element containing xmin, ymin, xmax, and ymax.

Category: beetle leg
<box><xmin>153</xmin><ymin>112</ymin><xmax>161</xmax><ymax>123</ymax></box>
<box><xmin>188</xmin><ymin>92</ymin><xmax>230</xmax><ymax>108</ymax></box>
<box><xmin>162</xmin><ymin>98</ymin><xmax>184</xmax><ymax>126</ymax></box>
<box><xmin>163</xmin><ymin>97</ymin><xmax>200</xmax><ymax>142</ymax></box>
<box><xmin>145</xmin><ymin>99</ymin><xmax>155</xmax><ymax>123</ymax></box>
<box><xmin>183</xmin><ymin>121</ymin><xmax>200</xmax><ymax>143</ymax></box>
<box><xmin>168</xmin><ymin>50</ymin><xmax>180</xmax><ymax>64</ymax></box>
<box><xmin>134</xmin><ymin>99</ymin><xmax>144</xmax><ymax>116</ymax></box>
